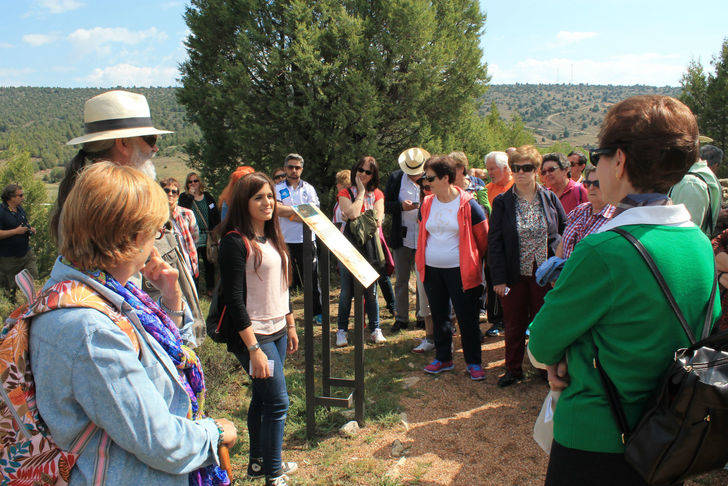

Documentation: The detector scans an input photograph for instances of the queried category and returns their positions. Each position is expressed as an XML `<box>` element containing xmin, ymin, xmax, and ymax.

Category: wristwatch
<box><xmin>247</xmin><ymin>342</ymin><xmax>261</xmax><ymax>352</ymax></box>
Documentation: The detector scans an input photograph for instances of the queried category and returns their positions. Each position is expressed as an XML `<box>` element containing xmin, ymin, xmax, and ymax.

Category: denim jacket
<box><xmin>29</xmin><ymin>258</ymin><xmax>220</xmax><ymax>485</ymax></box>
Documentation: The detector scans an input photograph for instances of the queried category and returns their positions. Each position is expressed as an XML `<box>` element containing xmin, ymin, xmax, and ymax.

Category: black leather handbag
<box><xmin>594</xmin><ymin>228</ymin><xmax>727</xmax><ymax>486</ymax></box>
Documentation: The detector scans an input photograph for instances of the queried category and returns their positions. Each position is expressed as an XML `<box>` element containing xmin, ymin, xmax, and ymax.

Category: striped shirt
<box><xmin>172</xmin><ymin>206</ymin><xmax>199</xmax><ymax>277</ymax></box>
<box><xmin>562</xmin><ymin>202</ymin><xmax>616</xmax><ymax>259</ymax></box>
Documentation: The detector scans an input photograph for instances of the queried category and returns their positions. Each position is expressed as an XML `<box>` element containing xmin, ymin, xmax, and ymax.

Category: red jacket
<box><xmin>415</xmin><ymin>187</ymin><xmax>489</xmax><ymax>290</ymax></box>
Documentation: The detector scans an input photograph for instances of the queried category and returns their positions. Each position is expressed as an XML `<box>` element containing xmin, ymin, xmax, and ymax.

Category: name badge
<box><xmin>279</xmin><ymin>187</ymin><xmax>290</xmax><ymax>200</ymax></box>
<box><xmin>208</xmin><ymin>203</ymin><xmax>215</xmax><ymax>209</ymax></box>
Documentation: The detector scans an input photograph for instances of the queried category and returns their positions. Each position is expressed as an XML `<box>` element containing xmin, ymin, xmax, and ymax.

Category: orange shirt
<box><xmin>486</xmin><ymin>178</ymin><xmax>514</xmax><ymax>206</ymax></box>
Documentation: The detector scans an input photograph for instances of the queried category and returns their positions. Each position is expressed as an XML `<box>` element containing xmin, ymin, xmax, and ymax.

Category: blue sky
<box><xmin>0</xmin><ymin>0</ymin><xmax>726</xmax><ymax>87</ymax></box>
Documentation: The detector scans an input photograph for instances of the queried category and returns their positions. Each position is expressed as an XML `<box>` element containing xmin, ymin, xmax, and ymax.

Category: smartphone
<box><xmin>249</xmin><ymin>359</ymin><xmax>275</xmax><ymax>377</ymax></box>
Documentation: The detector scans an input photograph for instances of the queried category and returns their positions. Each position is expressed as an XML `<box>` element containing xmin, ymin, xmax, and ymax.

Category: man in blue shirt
<box><xmin>0</xmin><ymin>184</ymin><xmax>37</xmax><ymax>293</ymax></box>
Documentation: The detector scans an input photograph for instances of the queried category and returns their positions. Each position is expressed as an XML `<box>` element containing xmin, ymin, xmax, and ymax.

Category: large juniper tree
<box><xmin>178</xmin><ymin>0</ymin><xmax>489</xmax><ymax>201</ymax></box>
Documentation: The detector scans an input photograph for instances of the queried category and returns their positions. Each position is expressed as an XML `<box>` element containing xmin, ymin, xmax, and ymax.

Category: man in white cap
<box><xmin>384</xmin><ymin>147</ymin><xmax>433</xmax><ymax>343</ymax></box>
<box><xmin>52</xmin><ymin>90</ymin><xmax>204</xmax><ymax>344</ymax></box>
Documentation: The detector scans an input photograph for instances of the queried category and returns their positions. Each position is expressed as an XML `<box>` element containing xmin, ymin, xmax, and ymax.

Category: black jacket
<box><xmin>488</xmin><ymin>185</ymin><xmax>566</xmax><ymax>287</ymax></box>
<box><xmin>384</xmin><ymin>170</ymin><xmax>406</xmax><ymax>249</ymax></box>
<box><xmin>178</xmin><ymin>191</ymin><xmax>221</xmax><ymax>236</ymax></box>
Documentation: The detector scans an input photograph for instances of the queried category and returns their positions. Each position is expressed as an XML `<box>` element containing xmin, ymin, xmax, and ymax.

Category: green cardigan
<box><xmin>529</xmin><ymin>223</ymin><xmax>720</xmax><ymax>453</ymax></box>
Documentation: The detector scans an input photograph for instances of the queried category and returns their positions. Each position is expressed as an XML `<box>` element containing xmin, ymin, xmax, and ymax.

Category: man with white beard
<box><xmin>52</xmin><ymin>90</ymin><xmax>205</xmax><ymax>344</ymax></box>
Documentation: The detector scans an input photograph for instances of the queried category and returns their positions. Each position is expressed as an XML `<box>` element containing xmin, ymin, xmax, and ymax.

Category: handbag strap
<box><xmin>189</xmin><ymin>196</ymin><xmax>210</xmax><ymax>233</ymax></box>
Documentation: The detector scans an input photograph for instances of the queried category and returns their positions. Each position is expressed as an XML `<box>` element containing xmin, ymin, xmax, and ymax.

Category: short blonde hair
<box><xmin>335</xmin><ymin>169</ymin><xmax>351</xmax><ymax>187</ymax></box>
<box><xmin>508</xmin><ymin>145</ymin><xmax>543</xmax><ymax>170</ymax></box>
<box><xmin>59</xmin><ymin>162</ymin><xmax>169</xmax><ymax>271</ymax></box>
<box><xmin>449</xmin><ymin>151</ymin><xmax>469</xmax><ymax>171</ymax></box>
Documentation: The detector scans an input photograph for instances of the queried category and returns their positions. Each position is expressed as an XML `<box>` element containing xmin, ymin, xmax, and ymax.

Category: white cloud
<box><xmin>0</xmin><ymin>43</ymin><xmax>13</xmax><ymax>48</ymax></box>
<box><xmin>67</xmin><ymin>27</ymin><xmax>168</xmax><ymax>56</ymax></box>
<box><xmin>37</xmin><ymin>0</ymin><xmax>83</xmax><ymax>14</ymax></box>
<box><xmin>555</xmin><ymin>31</ymin><xmax>597</xmax><ymax>44</ymax></box>
<box><xmin>84</xmin><ymin>63</ymin><xmax>179</xmax><ymax>87</ymax></box>
<box><xmin>489</xmin><ymin>53</ymin><xmax>685</xmax><ymax>86</ymax></box>
<box><xmin>162</xmin><ymin>1</ymin><xmax>184</xmax><ymax>9</ymax></box>
<box><xmin>22</xmin><ymin>34</ymin><xmax>57</xmax><ymax>46</ymax></box>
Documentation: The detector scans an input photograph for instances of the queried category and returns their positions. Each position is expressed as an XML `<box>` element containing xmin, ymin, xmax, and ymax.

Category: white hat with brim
<box><xmin>398</xmin><ymin>147</ymin><xmax>430</xmax><ymax>176</ymax></box>
<box><xmin>67</xmin><ymin>90</ymin><xmax>173</xmax><ymax>146</ymax></box>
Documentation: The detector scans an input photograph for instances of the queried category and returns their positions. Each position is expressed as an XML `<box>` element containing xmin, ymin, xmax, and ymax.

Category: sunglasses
<box><xmin>423</xmin><ymin>174</ymin><xmax>437</xmax><ymax>182</ymax></box>
<box><xmin>188</xmin><ymin>178</ymin><xmax>200</xmax><ymax>184</ymax></box>
<box><xmin>141</xmin><ymin>135</ymin><xmax>157</xmax><ymax>148</ymax></box>
<box><xmin>570</xmin><ymin>161</ymin><xmax>586</xmax><ymax>167</ymax></box>
<box><xmin>589</xmin><ymin>147</ymin><xmax>618</xmax><ymax>166</ymax></box>
<box><xmin>583</xmin><ymin>180</ymin><xmax>600</xmax><ymax>188</ymax></box>
<box><xmin>511</xmin><ymin>164</ymin><xmax>535</xmax><ymax>173</ymax></box>
<box><xmin>163</xmin><ymin>187</ymin><xmax>179</xmax><ymax>195</ymax></box>
<box><xmin>273</xmin><ymin>173</ymin><xmax>285</xmax><ymax>180</ymax></box>
<box><xmin>357</xmin><ymin>168</ymin><xmax>373</xmax><ymax>175</ymax></box>
<box><xmin>540</xmin><ymin>167</ymin><xmax>559</xmax><ymax>176</ymax></box>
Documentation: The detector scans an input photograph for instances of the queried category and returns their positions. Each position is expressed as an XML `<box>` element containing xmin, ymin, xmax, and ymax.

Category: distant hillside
<box><xmin>482</xmin><ymin>84</ymin><xmax>681</xmax><ymax>148</ymax></box>
<box><xmin>0</xmin><ymin>87</ymin><xmax>200</xmax><ymax>170</ymax></box>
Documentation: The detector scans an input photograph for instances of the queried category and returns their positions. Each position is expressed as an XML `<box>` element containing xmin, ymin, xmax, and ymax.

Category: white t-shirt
<box><xmin>425</xmin><ymin>194</ymin><xmax>460</xmax><ymax>268</ymax></box>
<box><xmin>246</xmin><ymin>239</ymin><xmax>290</xmax><ymax>335</ymax></box>
<box><xmin>399</xmin><ymin>174</ymin><xmax>421</xmax><ymax>249</ymax></box>
<box><xmin>275</xmin><ymin>180</ymin><xmax>319</xmax><ymax>243</ymax></box>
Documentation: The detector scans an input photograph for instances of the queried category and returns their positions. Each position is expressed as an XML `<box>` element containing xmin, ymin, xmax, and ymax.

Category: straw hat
<box><xmin>67</xmin><ymin>90</ymin><xmax>172</xmax><ymax>145</ymax></box>
<box><xmin>398</xmin><ymin>147</ymin><xmax>430</xmax><ymax>176</ymax></box>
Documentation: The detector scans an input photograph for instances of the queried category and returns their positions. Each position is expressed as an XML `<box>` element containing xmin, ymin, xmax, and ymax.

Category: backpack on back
<box><xmin>0</xmin><ymin>271</ymin><xmax>139</xmax><ymax>485</ymax></box>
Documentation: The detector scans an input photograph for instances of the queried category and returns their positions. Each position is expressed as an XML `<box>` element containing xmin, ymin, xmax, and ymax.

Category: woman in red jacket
<box><xmin>415</xmin><ymin>155</ymin><xmax>489</xmax><ymax>381</ymax></box>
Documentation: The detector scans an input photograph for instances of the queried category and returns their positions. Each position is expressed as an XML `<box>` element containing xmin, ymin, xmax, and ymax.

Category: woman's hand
<box><xmin>546</xmin><ymin>359</ymin><xmax>569</xmax><ymax>391</ymax></box>
<box><xmin>494</xmin><ymin>284</ymin><xmax>508</xmax><ymax>297</ymax></box>
<box><xmin>355</xmin><ymin>172</ymin><xmax>365</xmax><ymax>193</ymax></box>
<box><xmin>214</xmin><ymin>418</ymin><xmax>238</xmax><ymax>447</ymax></box>
<box><xmin>287</xmin><ymin>327</ymin><xmax>299</xmax><ymax>354</ymax></box>
<box><xmin>250</xmin><ymin>348</ymin><xmax>271</xmax><ymax>379</ymax></box>
<box><xmin>141</xmin><ymin>247</ymin><xmax>182</xmax><ymax>308</ymax></box>
<box><xmin>719</xmin><ymin>272</ymin><xmax>728</xmax><ymax>289</ymax></box>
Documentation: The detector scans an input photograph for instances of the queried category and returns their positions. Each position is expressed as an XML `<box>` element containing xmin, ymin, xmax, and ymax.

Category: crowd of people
<box><xmin>1</xmin><ymin>88</ymin><xmax>726</xmax><ymax>486</ymax></box>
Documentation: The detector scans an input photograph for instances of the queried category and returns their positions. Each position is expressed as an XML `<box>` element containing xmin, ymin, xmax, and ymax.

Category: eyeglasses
<box><xmin>15</xmin><ymin>193</ymin><xmax>24</xmax><ymax>198</ymax></box>
<box><xmin>570</xmin><ymin>161</ymin><xmax>586</xmax><ymax>167</ymax></box>
<box><xmin>511</xmin><ymin>164</ymin><xmax>535</xmax><ymax>173</ymax></box>
<box><xmin>188</xmin><ymin>178</ymin><xmax>200</xmax><ymax>184</ymax></box>
<box><xmin>141</xmin><ymin>135</ymin><xmax>158</xmax><ymax>148</ymax></box>
<box><xmin>155</xmin><ymin>227</ymin><xmax>166</xmax><ymax>240</ymax></box>
<box><xmin>540</xmin><ymin>167</ymin><xmax>559</xmax><ymax>176</ymax></box>
<box><xmin>273</xmin><ymin>173</ymin><xmax>285</xmax><ymax>180</ymax></box>
<box><xmin>163</xmin><ymin>187</ymin><xmax>179</xmax><ymax>195</ymax></box>
<box><xmin>286</xmin><ymin>165</ymin><xmax>303</xmax><ymax>171</ymax></box>
<box><xmin>583</xmin><ymin>180</ymin><xmax>600</xmax><ymax>188</ymax></box>
<box><xmin>357</xmin><ymin>168</ymin><xmax>373</xmax><ymax>175</ymax></box>
<box><xmin>589</xmin><ymin>147</ymin><xmax>618</xmax><ymax>166</ymax></box>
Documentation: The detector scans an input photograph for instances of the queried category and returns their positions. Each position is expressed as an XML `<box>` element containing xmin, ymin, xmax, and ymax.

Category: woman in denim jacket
<box><xmin>30</xmin><ymin>163</ymin><xmax>237</xmax><ymax>485</ymax></box>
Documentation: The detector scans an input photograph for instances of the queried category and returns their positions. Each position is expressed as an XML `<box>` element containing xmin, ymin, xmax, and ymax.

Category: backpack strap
<box><xmin>687</xmin><ymin>171</ymin><xmax>715</xmax><ymax>236</ymax></box>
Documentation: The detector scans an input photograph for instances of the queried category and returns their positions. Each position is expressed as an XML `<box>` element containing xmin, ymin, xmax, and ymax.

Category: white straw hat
<box><xmin>67</xmin><ymin>90</ymin><xmax>173</xmax><ymax>145</ymax></box>
<box><xmin>398</xmin><ymin>147</ymin><xmax>430</xmax><ymax>176</ymax></box>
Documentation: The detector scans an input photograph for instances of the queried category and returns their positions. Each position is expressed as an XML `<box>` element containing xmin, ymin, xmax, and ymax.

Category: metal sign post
<box><xmin>295</xmin><ymin>205</ymin><xmax>376</xmax><ymax>439</ymax></box>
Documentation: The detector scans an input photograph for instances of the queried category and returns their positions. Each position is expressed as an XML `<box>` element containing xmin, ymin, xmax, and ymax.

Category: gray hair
<box><xmin>700</xmin><ymin>145</ymin><xmax>723</xmax><ymax>167</ymax></box>
<box><xmin>485</xmin><ymin>151</ymin><xmax>509</xmax><ymax>169</ymax></box>
<box><xmin>583</xmin><ymin>164</ymin><xmax>597</xmax><ymax>181</ymax></box>
<box><xmin>284</xmin><ymin>153</ymin><xmax>304</xmax><ymax>166</ymax></box>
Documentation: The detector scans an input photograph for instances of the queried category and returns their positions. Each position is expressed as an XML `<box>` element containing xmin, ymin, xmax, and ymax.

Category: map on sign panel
<box><xmin>292</xmin><ymin>204</ymin><xmax>379</xmax><ymax>288</ymax></box>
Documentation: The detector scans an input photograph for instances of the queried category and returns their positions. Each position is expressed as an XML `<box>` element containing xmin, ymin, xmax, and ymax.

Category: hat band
<box><xmin>405</xmin><ymin>160</ymin><xmax>423</xmax><ymax>169</ymax></box>
<box><xmin>84</xmin><ymin>116</ymin><xmax>153</xmax><ymax>134</ymax></box>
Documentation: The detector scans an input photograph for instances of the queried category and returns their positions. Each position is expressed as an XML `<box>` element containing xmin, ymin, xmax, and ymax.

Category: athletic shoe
<box><xmin>249</xmin><ymin>460</ymin><xmax>297</xmax><ymax>479</ymax></box>
<box><xmin>370</xmin><ymin>328</ymin><xmax>387</xmax><ymax>343</ymax></box>
<box><xmin>266</xmin><ymin>474</ymin><xmax>289</xmax><ymax>486</ymax></box>
<box><xmin>335</xmin><ymin>329</ymin><xmax>348</xmax><ymax>347</ymax></box>
<box><xmin>313</xmin><ymin>314</ymin><xmax>322</xmax><ymax>325</ymax></box>
<box><xmin>485</xmin><ymin>322</ymin><xmax>504</xmax><ymax>337</ymax></box>
<box><xmin>390</xmin><ymin>321</ymin><xmax>408</xmax><ymax>333</ymax></box>
<box><xmin>497</xmin><ymin>371</ymin><xmax>524</xmax><ymax>387</ymax></box>
<box><xmin>467</xmin><ymin>364</ymin><xmax>486</xmax><ymax>381</ymax></box>
<box><xmin>411</xmin><ymin>338</ymin><xmax>435</xmax><ymax>353</ymax></box>
<box><xmin>424</xmin><ymin>359</ymin><xmax>454</xmax><ymax>374</ymax></box>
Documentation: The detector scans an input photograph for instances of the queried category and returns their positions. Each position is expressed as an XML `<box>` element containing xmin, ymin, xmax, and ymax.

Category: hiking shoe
<box><xmin>424</xmin><ymin>359</ymin><xmax>454</xmax><ymax>374</ymax></box>
<box><xmin>412</xmin><ymin>338</ymin><xmax>435</xmax><ymax>353</ymax></box>
<box><xmin>370</xmin><ymin>328</ymin><xmax>387</xmax><ymax>344</ymax></box>
<box><xmin>485</xmin><ymin>322</ymin><xmax>504</xmax><ymax>337</ymax></box>
<box><xmin>335</xmin><ymin>329</ymin><xmax>348</xmax><ymax>347</ymax></box>
<box><xmin>497</xmin><ymin>371</ymin><xmax>524</xmax><ymax>388</ymax></box>
<box><xmin>390</xmin><ymin>320</ymin><xmax>408</xmax><ymax>333</ymax></box>
<box><xmin>247</xmin><ymin>457</ymin><xmax>264</xmax><ymax>479</ymax></box>
<box><xmin>266</xmin><ymin>474</ymin><xmax>289</xmax><ymax>486</ymax></box>
<box><xmin>313</xmin><ymin>314</ymin><xmax>322</xmax><ymax>325</ymax></box>
<box><xmin>467</xmin><ymin>364</ymin><xmax>486</xmax><ymax>381</ymax></box>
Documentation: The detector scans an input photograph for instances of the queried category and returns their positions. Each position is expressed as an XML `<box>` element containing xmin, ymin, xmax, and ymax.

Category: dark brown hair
<box><xmin>598</xmin><ymin>95</ymin><xmax>699</xmax><ymax>193</ymax></box>
<box><xmin>424</xmin><ymin>155</ymin><xmax>457</xmax><ymax>183</ymax></box>
<box><xmin>218</xmin><ymin>172</ymin><xmax>290</xmax><ymax>282</ymax></box>
<box><xmin>350</xmin><ymin>156</ymin><xmax>380</xmax><ymax>192</ymax></box>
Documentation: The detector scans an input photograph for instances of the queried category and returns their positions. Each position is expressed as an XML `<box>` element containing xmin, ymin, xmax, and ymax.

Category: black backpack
<box><xmin>594</xmin><ymin>228</ymin><xmax>727</xmax><ymax>486</ymax></box>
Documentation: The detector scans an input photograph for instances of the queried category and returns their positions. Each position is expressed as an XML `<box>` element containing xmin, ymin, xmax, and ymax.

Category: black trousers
<box><xmin>287</xmin><ymin>241</ymin><xmax>322</xmax><ymax>316</ymax></box>
<box><xmin>545</xmin><ymin>440</ymin><xmax>683</xmax><ymax>486</ymax></box>
<box><xmin>484</xmin><ymin>260</ymin><xmax>502</xmax><ymax>323</ymax></box>
<box><xmin>194</xmin><ymin>245</ymin><xmax>215</xmax><ymax>292</ymax></box>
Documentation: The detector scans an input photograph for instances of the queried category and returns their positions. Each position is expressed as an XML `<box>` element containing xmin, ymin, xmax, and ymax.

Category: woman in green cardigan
<box><xmin>528</xmin><ymin>95</ymin><xmax>720</xmax><ymax>486</ymax></box>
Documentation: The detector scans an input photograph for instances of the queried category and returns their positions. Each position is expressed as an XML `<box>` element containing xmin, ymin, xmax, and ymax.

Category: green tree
<box><xmin>178</xmin><ymin>0</ymin><xmax>490</xmax><ymax>207</ymax></box>
<box><xmin>0</xmin><ymin>146</ymin><xmax>56</xmax><ymax>278</ymax></box>
<box><xmin>680</xmin><ymin>38</ymin><xmax>728</xmax><ymax>153</ymax></box>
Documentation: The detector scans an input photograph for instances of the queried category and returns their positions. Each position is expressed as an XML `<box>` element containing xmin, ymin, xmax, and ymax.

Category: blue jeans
<box><xmin>337</xmin><ymin>261</ymin><xmax>379</xmax><ymax>332</ymax></box>
<box><xmin>234</xmin><ymin>333</ymin><xmax>289</xmax><ymax>477</ymax></box>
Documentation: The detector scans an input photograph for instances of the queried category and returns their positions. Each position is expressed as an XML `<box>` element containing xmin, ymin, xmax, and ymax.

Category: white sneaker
<box><xmin>336</xmin><ymin>329</ymin><xmax>348</xmax><ymax>347</ymax></box>
<box><xmin>370</xmin><ymin>328</ymin><xmax>387</xmax><ymax>344</ymax></box>
<box><xmin>412</xmin><ymin>338</ymin><xmax>435</xmax><ymax>353</ymax></box>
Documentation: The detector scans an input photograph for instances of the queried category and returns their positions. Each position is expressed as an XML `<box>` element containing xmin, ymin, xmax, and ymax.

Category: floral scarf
<box><xmin>66</xmin><ymin>260</ymin><xmax>229</xmax><ymax>486</ymax></box>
